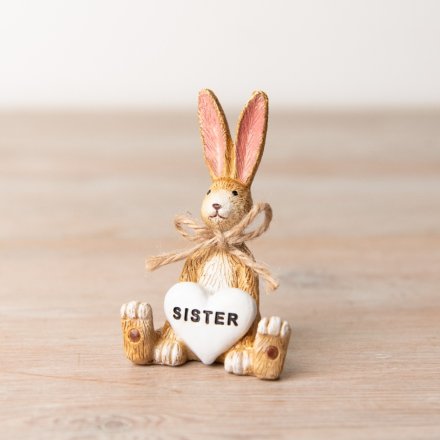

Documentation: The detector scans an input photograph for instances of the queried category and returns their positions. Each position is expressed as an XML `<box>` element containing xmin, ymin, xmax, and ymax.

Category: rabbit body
<box><xmin>157</xmin><ymin>242</ymin><xmax>259</xmax><ymax>363</ymax></box>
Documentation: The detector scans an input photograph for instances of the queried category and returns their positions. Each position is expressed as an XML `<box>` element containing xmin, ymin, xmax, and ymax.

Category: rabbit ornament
<box><xmin>121</xmin><ymin>90</ymin><xmax>291</xmax><ymax>380</ymax></box>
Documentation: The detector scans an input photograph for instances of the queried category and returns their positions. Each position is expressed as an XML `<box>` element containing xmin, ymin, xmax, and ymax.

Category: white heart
<box><xmin>164</xmin><ymin>282</ymin><xmax>257</xmax><ymax>365</ymax></box>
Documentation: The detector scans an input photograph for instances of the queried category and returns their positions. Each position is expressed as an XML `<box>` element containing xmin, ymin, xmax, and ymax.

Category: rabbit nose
<box><xmin>212</xmin><ymin>203</ymin><xmax>221</xmax><ymax>210</ymax></box>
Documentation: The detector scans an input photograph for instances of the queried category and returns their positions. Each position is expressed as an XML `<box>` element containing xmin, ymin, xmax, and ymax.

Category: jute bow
<box><xmin>146</xmin><ymin>202</ymin><xmax>279</xmax><ymax>293</ymax></box>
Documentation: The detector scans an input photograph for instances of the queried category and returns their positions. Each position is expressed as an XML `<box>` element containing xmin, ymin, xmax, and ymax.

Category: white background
<box><xmin>0</xmin><ymin>0</ymin><xmax>439</xmax><ymax>109</ymax></box>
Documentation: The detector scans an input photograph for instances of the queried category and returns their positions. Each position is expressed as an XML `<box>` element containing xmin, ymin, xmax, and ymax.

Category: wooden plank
<box><xmin>0</xmin><ymin>110</ymin><xmax>439</xmax><ymax>439</ymax></box>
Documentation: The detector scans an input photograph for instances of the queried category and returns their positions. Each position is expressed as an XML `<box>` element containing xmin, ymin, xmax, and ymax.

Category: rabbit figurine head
<box><xmin>198</xmin><ymin>89</ymin><xmax>269</xmax><ymax>232</ymax></box>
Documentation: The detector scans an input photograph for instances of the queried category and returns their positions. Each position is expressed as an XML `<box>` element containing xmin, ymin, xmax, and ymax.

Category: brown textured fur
<box><xmin>121</xmin><ymin>90</ymin><xmax>291</xmax><ymax>379</ymax></box>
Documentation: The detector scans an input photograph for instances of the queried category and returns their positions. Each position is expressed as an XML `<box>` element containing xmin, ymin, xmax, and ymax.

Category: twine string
<box><xmin>146</xmin><ymin>202</ymin><xmax>279</xmax><ymax>293</ymax></box>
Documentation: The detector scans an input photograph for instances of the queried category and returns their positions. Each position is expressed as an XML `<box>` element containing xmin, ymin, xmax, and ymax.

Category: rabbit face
<box><xmin>201</xmin><ymin>178</ymin><xmax>252</xmax><ymax>231</ymax></box>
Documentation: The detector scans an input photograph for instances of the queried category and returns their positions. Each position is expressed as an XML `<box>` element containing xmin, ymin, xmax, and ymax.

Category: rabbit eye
<box><xmin>206</xmin><ymin>190</ymin><xmax>211</xmax><ymax>195</ymax></box>
<box><xmin>232</xmin><ymin>190</ymin><xmax>238</xmax><ymax>196</ymax></box>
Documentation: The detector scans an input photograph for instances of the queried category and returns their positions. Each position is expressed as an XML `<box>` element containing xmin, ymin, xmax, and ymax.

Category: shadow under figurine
<box><xmin>121</xmin><ymin>89</ymin><xmax>291</xmax><ymax>380</ymax></box>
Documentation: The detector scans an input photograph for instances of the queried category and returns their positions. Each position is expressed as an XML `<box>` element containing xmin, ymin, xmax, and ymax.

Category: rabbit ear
<box><xmin>234</xmin><ymin>91</ymin><xmax>269</xmax><ymax>186</ymax></box>
<box><xmin>198</xmin><ymin>89</ymin><xmax>234</xmax><ymax>180</ymax></box>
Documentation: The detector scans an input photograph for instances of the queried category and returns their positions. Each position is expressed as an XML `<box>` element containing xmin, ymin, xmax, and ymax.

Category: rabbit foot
<box><xmin>121</xmin><ymin>301</ymin><xmax>157</xmax><ymax>364</ymax></box>
<box><xmin>252</xmin><ymin>316</ymin><xmax>291</xmax><ymax>380</ymax></box>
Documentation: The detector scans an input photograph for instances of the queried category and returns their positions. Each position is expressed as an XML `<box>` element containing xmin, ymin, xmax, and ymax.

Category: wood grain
<box><xmin>0</xmin><ymin>110</ymin><xmax>439</xmax><ymax>439</ymax></box>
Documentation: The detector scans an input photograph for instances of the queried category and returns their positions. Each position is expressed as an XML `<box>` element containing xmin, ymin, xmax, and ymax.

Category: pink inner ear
<box><xmin>236</xmin><ymin>93</ymin><xmax>267</xmax><ymax>184</ymax></box>
<box><xmin>199</xmin><ymin>92</ymin><xmax>227</xmax><ymax>178</ymax></box>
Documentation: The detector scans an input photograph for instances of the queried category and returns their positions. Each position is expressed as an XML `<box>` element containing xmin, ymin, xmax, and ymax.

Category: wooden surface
<box><xmin>1</xmin><ymin>110</ymin><xmax>439</xmax><ymax>439</ymax></box>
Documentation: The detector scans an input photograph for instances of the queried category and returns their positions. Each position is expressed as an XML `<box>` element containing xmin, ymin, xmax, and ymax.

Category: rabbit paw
<box><xmin>154</xmin><ymin>339</ymin><xmax>187</xmax><ymax>366</ymax></box>
<box><xmin>224</xmin><ymin>347</ymin><xmax>253</xmax><ymax>376</ymax></box>
<box><xmin>252</xmin><ymin>316</ymin><xmax>291</xmax><ymax>380</ymax></box>
<box><xmin>121</xmin><ymin>301</ymin><xmax>156</xmax><ymax>364</ymax></box>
